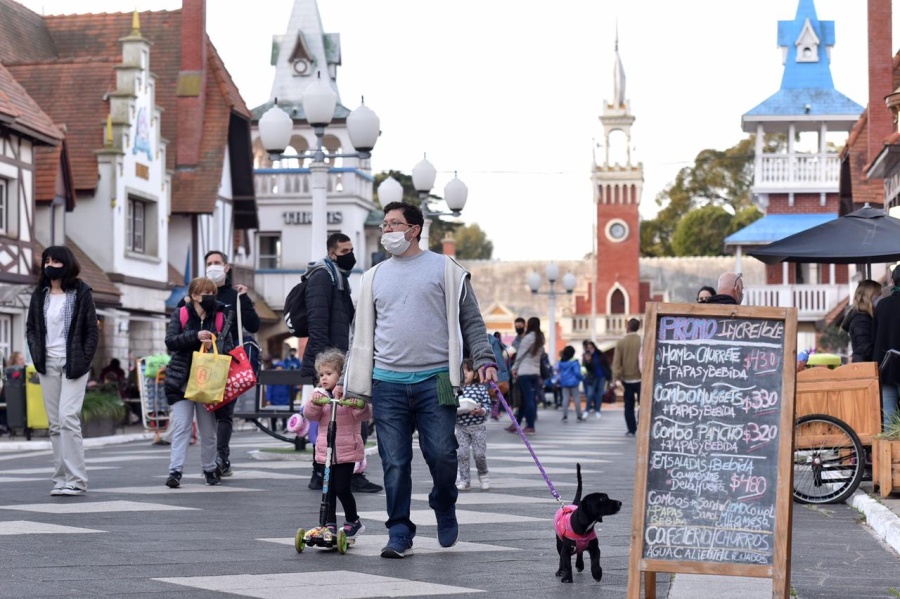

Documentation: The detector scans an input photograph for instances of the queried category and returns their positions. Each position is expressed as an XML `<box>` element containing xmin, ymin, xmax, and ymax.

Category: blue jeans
<box><xmin>881</xmin><ymin>382</ymin><xmax>900</xmax><ymax>430</ymax></box>
<box><xmin>514</xmin><ymin>375</ymin><xmax>539</xmax><ymax>428</ymax></box>
<box><xmin>372</xmin><ymin>377</ymin><xmax>459</xmax><ymax>539</ymax></box>
<box><xmin>585</xmin><ymin>378</ymin><xmax>605</xmax><ymax>413</ymax></box>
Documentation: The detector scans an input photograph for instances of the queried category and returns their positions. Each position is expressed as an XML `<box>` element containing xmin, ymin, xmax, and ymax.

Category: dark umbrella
<box><xmin>749</xmin><ymin>205</ymin><xmax>900</xmax><ymax>276</ymax></box>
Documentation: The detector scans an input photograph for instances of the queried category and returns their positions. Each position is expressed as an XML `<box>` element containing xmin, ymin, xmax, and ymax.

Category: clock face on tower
<box><xmin>606</xmin><ymin>219</ymin><xmax>629</xmax><ymax>243</ymax></box>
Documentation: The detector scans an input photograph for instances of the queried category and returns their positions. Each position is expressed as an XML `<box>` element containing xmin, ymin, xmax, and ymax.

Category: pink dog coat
<box><xmin>554</xmin><ymin>504</ymin><xmax>597</xmax><ymax>553</ymax></box>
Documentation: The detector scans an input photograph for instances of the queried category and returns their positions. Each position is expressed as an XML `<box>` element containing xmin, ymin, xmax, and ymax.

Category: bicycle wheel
<box><xmin>793</xmin><ymin>414</ymin><xmax>865</xmax><ymax>504</ymax></box>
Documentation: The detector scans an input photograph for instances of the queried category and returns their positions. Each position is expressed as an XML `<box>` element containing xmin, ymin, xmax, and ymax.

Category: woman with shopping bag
<box><xmin>164</xmin><ymin>277</ymin><xmax>233</xmax><ymax>488</ymax></box>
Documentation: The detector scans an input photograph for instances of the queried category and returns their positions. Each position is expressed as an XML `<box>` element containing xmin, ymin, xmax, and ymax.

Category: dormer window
<box><xmin>795</xmin><ymin>18</ymin><xmax>819</xmax><ymax>63</ymax></box>
<box><xmin>289</xmin><ymin>32</ymin><xmax>315</xmax><ymax>77</ymax></box>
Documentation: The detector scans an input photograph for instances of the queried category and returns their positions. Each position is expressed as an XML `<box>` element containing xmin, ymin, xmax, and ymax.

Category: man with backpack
<box><xmin>285</xmin><ymin>233</ymin><xmax>381</xmax><ymax>493</ymax></box>
<box><xmin>203</xmin><ymin>251</ymin><xmax>261</xmax><ymax>479</ymax></box>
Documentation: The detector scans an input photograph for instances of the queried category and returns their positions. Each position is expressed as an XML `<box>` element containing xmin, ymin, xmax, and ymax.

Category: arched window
<box><xmin>610</xmin><ymin>289</ymin><xmax>626</xmax><ymax>314</ymax></box>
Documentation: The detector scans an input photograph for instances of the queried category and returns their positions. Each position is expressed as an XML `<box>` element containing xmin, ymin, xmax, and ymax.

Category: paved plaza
<box><xmin>0</xmin><ymin>404</ymin><xmax>898</xmax><ymax>598</ymax></box>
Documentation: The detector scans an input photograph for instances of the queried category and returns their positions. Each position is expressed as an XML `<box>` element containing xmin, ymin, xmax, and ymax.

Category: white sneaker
<box><xmin>456</xmin><ymin>481</ymin><xmax>470</xmax><ymax>491</ymax></box>
<box><xmin>60</xmin><ymin>485</ymin><xmax>85</xmax><ymax>496</ymax></box>
<box><xmin>479</xmin><ymin>475</ymin><xmax>490</xmax><ymax>491</ymax></box>
<box><xmin>595</xmin><ymin>412</ymin><xmax>602</xmax><ymax>419</ymax></box>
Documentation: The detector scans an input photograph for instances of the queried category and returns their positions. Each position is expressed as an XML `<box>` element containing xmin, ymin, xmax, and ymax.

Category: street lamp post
<box><xmin>527</xmin><ymin>263</ymin><xmax>577</xmax><ymax>360</ymax></box>
<box><xmin>257</xmin><ymin>72</ymin><xmax>381</xmax><ymax>260</ymax></box>
<box><xmin>411</xmin><ymin>156</ymin><xmax>468</xmax><ymax>251</ymax></box>
<box><xmin>376</xmin><ymin>156</ymin><xmax>468</xmax><ymax>251</ymax></box>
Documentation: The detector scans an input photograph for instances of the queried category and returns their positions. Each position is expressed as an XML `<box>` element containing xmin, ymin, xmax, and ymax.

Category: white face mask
<box><xmin>381</xmin><ymin>230</ymin><xmax>412</xmax><ymax>255</ymax></box>
<box><xmin>206</xmin><ymin>265</ymin><xmax>227</xmax><ymax>285</ymax></box>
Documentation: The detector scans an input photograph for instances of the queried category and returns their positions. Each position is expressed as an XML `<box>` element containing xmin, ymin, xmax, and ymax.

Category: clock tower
<box><xmin>593</xmin><ymin>35</ymin><xmax>643</xmax><ymax>321</ymax></box>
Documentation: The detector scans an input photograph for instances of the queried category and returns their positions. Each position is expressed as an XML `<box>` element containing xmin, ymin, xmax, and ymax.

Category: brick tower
<box><xmin>593</xmin><ymin>35</ymin><xmax>643</xmax><ymax>322</ymax></box>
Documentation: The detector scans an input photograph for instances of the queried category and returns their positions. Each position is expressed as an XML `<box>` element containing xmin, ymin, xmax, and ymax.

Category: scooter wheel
<box><xmin>337</xmin><ymin>529</ymin><xmax>348</xmax><ymax>554</ymax></box>
<box><xmin>295</xmin><ymin>528</ymin><xmax>305</xmax><ymax>553</ymax></box>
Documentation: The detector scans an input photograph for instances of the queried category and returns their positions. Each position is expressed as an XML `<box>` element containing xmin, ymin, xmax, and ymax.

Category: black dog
<box><xmin>554</xmin><ymin>464</ymin><xmax>622</xmax><ymax>583</ymax></box>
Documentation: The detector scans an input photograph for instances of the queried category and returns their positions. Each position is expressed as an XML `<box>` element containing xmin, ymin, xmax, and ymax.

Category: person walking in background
<box><xmin>342</xmin><ymin>200</ymin><xmax>498</xmax><ymax>559</ymax></box>
<box><xmin>25</xmin><ymin>245</ymin><xmax>99</xmax><ymax>496</ymax></box>
<box><xmin>303</xmin><ymin>348</ymin><xmax>370</xmax><ymax>542</ymax></box>
<box><xmin>164</xmin><ymin>277</ymin><xmax>234</xmax><ymax>488</ymax></box>
<box><xmin>696</xmin><ymin>285</ymin><xmax>716</xmax><ymax>303</ymax></box>
<box><xmin>874</xmin><ymin>269</ymin><xmax>900</xmax><ymax>429</ymax></box>
<box><xmin>487</xmin><ymin>333</ymin><xmax>510</xmax><ymax>420</ymax></box>
<box><xmin>842</xmin><ymin>279</ymin><xmax>881</xmax><ymax>363</ymax></box>
<box><xmin>202</xmin><ymin>251</ymin><xmax>260</xmax><ymax>479</ymax></box>
<box><xmin>455</xmin><ymin>359</ymin><xmax>492</xmax><ymax>491</ymax></box>
<box><xmin>613</xmin><ymin>318</ymin><xmax>642</xmax><ymax>436</ymax></box>
<box><xmin>581</xmin><ymin>340</ymin><xmax>610</xmax><ymax>419</ymax></box>
<box><xmin>557</xmin><ymin>345</ymin><xmax>584</xmax><ymax>423</ymax></box>
<box><xmin>283</xmin><ymin>347</ymin><xmax>301</xmax><ymax>370</ymax></box>
<box><xmin>291</xmin><ymin>232</ymin><xmax>380</xmax><ymax>493</ymax></box>
<box><xmin>511</xmin><ymin>317</ymin><xmax>526</xmax><ymax>354</ymax></box>
<box><xmin>508</xmin><ymin>316</ymin><xmax>544</xmax><ymax>435</ymax></box>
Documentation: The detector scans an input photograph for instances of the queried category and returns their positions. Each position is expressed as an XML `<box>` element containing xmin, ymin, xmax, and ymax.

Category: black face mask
<box><xmin>199</xmin><ymin>294</ymin><xmax>217</xmax><ymax>313</ymax></box>
<box><xmin>333</xmin><ymin>251</ymin><xmax>356</xmax><ymax>272</ymax></box>
<box><xmin>44</xmin><ymin>265</ymin><xmax>66</xmax><ymax>280</ymax></box>
<box><xmin>515</xmin><ymin>327</ymin><xmax>525</xmax><ymax>335</ymax></box>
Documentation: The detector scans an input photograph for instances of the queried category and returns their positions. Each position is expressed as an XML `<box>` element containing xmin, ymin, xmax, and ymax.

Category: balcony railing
<box><xmin>254</xmin><ymin>167</ymin><xmax>374</xmax><ymax>201</ymax></box>
<box><xmin>753</xmin><ymin>153</ymin><xmax>840</xmax><ymax>191</ymax></box>
<box><xmin>744</xmin><ymin>284</ymin><xmax>840</xmax><ymax>320</ymax></box>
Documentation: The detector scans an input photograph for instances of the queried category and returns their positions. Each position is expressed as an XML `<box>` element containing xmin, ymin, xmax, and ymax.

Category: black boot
<box><xmin>351</xmin><ymin>472</ymin><xmax>383</xmax><ymax>493</ymax></box>
<box><xmin>308</xmin><ymin>462</ymin><xmax>324</xmax><ymax>490</ymax></box>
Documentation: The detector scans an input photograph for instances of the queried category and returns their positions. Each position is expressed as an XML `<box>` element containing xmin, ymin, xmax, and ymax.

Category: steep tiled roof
<box><xmin>0</xmin><ymin>0</ymin><xmax>57</xmax><ymax>64</ymax></box>
<box><xmin>11</xmin><ymin>9</ymin><xmax>251</xmax><ymax>214</ymax></box>
<box><xmin>6</xmin><ymin>59</ymin><xmax>114</xmax><ymax>192</ymax></box>
<box><xmin>0</xmin><ymin>61</ymin><xmax>62</xmax><ymax>144</ymax></box>
<box><xmin>34</xmin><ymin>138</ymin><xmax>75</xmax><ymax>210</ymax></box>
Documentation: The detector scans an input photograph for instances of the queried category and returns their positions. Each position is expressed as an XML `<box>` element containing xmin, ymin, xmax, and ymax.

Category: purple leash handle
<box><xmin>489</xmin><ymin>381</ymin><xmax>564</xmax><ymax>504</ymax></box>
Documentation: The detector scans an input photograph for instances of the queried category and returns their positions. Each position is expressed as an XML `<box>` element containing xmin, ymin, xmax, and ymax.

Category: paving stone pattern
<box><xmin>0</xmin><ymin>405</ymin><xmax>896</xmax><ymax>598</ymax></box>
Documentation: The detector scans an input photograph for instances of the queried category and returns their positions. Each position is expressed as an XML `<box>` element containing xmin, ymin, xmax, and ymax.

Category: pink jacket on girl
<box><xmin>303</xmin><ymin>397</ymin><xmax>372</xmax><ymax>465</ymax></box>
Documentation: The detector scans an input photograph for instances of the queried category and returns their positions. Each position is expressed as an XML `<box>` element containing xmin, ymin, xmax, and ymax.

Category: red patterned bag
<box><xmin>207</xmin><ymin>292</ymin><xmax>257</xmax><ymax>411</ymax></box>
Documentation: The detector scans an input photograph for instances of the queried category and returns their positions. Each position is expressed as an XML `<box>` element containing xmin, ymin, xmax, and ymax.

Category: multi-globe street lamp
<box><xmin>527</xmin><ymin>262</ymin><xmax>577</xmax><ymax>361</ymax></box>
<box><xmin>257</xmin><ymin>72</ymin><xmax>381</xmax><ymax>260</ymax></box>
<box><xmin>377</xmin><ymin>155</ymin><xmax>468</xmax><ymax>251</ymax></box>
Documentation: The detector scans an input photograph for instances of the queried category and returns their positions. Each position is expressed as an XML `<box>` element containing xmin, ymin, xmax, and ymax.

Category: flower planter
<box><xmin>80</xmin><ymin>415</ymin><xmax>119</xmax><ymax>438</ymax></box>
<box><xmin>874</xmin><ymin>438</ymin><xmax>900</xmax><ymax>497</ymax></box>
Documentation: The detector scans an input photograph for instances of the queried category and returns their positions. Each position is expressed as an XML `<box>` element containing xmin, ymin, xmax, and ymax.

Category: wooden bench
<box><xmin>234</xmin><ymin>369</ymin><xmax>313</xmax><ymax>450</ymax></box>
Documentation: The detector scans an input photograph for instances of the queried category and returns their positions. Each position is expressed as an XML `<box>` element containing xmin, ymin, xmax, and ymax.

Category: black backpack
<box><xmin>540</xmin><ymin>351</ymin><xmax>554</xmax><ymax>380</ymax></box>
<box><xmin>283</xmin><ymin>265</ymin><xmax>330</xmax><ymax>337</ymax></box>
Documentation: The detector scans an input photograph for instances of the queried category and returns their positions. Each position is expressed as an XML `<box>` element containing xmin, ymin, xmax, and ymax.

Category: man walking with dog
<box><xmin>341</xmin><ymin>201</ymin><xmax>498</xmax><ymax>559</ymax></box>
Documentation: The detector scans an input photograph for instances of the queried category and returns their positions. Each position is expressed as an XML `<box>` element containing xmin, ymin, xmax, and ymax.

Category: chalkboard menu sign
<box><xmin>628</xmin><ymin>303</ymin><xmax>797</xmax><ymax>599</ymax></box>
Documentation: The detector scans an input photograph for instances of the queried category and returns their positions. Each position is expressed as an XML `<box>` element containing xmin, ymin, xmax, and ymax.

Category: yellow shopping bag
<box><xmin>184</xmin><ymin>335</ymin><xmax>231</xmax><ymax>405</ymax></box>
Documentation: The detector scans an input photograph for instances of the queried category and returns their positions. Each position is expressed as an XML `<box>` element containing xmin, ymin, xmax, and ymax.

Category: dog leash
<box><xmin>489</xmin><ymin>381</ymin><xmax>564</xmax><ymax>505</ymax></box>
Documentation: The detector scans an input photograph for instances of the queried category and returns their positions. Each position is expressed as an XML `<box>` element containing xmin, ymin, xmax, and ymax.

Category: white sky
<box><xmin>18</xmin><ymin>0</ymin><xmax>900</xmax><ymax>261</ymax></box>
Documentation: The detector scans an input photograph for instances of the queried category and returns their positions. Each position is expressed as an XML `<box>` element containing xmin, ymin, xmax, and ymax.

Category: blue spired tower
<box><xmin>725</xmin><ymin>0</ymin><xmax>863</xmax><ymax>344</ymax></box>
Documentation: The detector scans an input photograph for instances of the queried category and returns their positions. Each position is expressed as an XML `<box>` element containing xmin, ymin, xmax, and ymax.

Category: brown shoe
<box><xmin>504</xmin><ymin>424</ymin><xmax>517</xmax><ymax>433</ymax></box>
<box><xmin>522</xmin><ymin>427</ymin><xmax>536</xmax><ymax>435</ymax></box>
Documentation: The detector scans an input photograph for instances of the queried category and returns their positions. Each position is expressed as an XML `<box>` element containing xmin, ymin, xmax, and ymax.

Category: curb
<box><xmin>849</xmin><ymin>490</ymin><xmax>900</xmax><ymax>555</ymax></box>
<box><xmin>0</xmin><ymin>432</ymin><xmax>155</xmax><ymax>453</ymax></box>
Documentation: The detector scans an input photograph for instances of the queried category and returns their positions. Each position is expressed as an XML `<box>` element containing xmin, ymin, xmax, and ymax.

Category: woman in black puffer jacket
<box><xmin>163</xmin><ymin>277</ymin><xmax>233</xmax><ymax>489</ymax></box>
<box><xmin>841</xmin><ymin>279</ymin><xmax>882</xmax><ymax>362</ymax></box>
<box><xmin>25</xmin><ymin>245</ymin><xmax>99</xmax><ymax>497</ymax></box>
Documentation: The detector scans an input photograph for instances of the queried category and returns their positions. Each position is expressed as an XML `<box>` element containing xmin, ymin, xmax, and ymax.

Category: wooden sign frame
<box><xmin>627</xmin><ymin>302</ymin><xmax>797</xmax><ymax>599</ymax></box>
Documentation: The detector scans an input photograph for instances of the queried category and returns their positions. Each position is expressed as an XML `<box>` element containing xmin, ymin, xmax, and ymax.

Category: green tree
<box><xmin>671</xmin><ymin>204</ymin><xmax>733</xmax><ymax>256</ymax></box>
<box><xmin>373</xmin><ymin>170</ymin><xmax>493</xmax><ymax>256</ymax></box>
<box><xmin>453</xmin><ymin>223</ymin><xmax>493</xmax><ymax>260</ymax></box>
<box><xmin>640</xmin><ymin>135</ymin><xmax>778</xmax><ymax>257</ymax></box>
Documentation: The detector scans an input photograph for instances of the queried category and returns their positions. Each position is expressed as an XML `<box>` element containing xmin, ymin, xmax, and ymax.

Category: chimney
<box><xmin>441</xmin><ymin>232</ymin><xmax>456</xmax><ymax>258</ymax></box>
<box><xmin>176</xmin><ymin>0</ymin><xmax>208</xmax><ymax>167</ymax></box>
<box><xmin>867</xmin><ymin>0</ymin><xmax>893</xmax><ymax>183</ymax></box>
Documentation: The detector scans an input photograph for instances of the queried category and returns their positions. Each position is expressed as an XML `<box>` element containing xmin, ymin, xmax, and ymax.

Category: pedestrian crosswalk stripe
<box><xmin>154</xmin><ymin>571</ymin><xmax>482</xmax><ymax>598</ymax></box>
<box><xmin>259</xmin><ymin>534</ymin><xmax>518</xmax><ymax>557</ymax></box>
<box><xmin>0</xmin><ymin>500</ymin><xmax>197</xmax><ymax>514</ymax></box>
<box><xmin>93</xmin><ymin>485</ymin><xmax>266</xmax><ymax>494</ymax></box>
<box><xmin>357</xmin><ymin>508</ymin><xmax>549</xmax><ymax>525</ymax></box>
<box><xmin>0</xmin><ymin>520</ymin><xmax>104</xmax><ymax>535</ymax></box>
<box><xmin>414</xmin><ymin>492</ymin><xmax>556</xmax><ymax>505</ymax></box>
